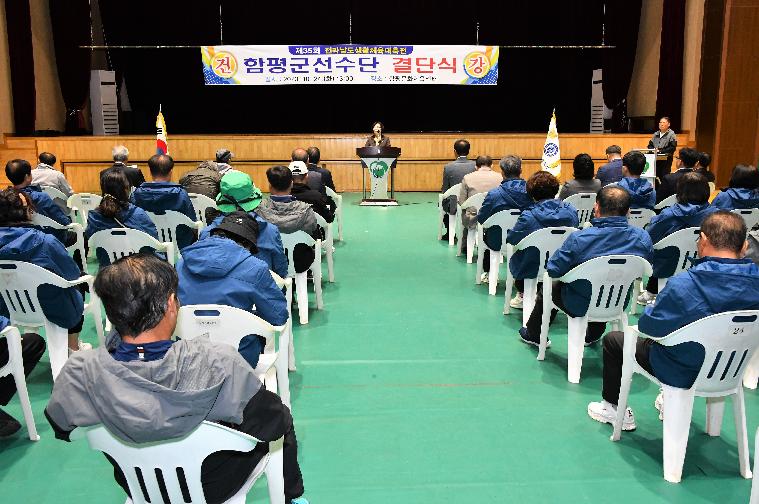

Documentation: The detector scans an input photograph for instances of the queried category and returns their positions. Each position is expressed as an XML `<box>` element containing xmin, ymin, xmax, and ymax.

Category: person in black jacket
<box><xmin>656</xmin><ymin>147</ymin><xmax>698</xmax><ymax>203</ymax></box>
<box><xmin>100</xmin><ymin>145</ymin><xmax>146</xmax><ymax>189</ymax></box>
<box><xmin>306</xmin><ymin>147</ymin><xmax>336</xmax><ymax>192</ymax></box>
<box><xmin>289</xmin><ymin>161</ymin><xmax>335</xmax><ymax>224</ymax></box>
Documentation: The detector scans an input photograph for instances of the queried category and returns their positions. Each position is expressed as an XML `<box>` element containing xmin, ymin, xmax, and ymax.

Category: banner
<box><xmin>201</xmin><ymin>45</ymin><xmax>498</xmax><ymax>85</ymax></box>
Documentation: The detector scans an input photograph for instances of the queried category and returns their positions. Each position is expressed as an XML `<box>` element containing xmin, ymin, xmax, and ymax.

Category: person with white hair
<box><xmin>99</xmin><ymin>145</ymin><xmax>145</xmax><ymax>189</ymax></box>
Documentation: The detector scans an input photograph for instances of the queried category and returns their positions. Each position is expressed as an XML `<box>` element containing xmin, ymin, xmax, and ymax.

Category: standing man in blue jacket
<box><xmin>588</xmin><ymin>211</ymin><xmax>759</xmax><ymax>430</ymax></box>
<box><xmin>616</xmin><ymin>151</ymin><xmax>656</xmax><ymax>209</ymax></box>
<box><xmin>178</xmin><ymin>212</ymin><xmax>288</xmax><ymax>368</ymax></box>
<box><xmin>502</xmin><ymin>171</ymin><xmax>578</xmax><ymax>309</ymax></box>
<box><xmin>520</xmin><ymin>186</ymin><xmax>653</xmax><ymax>347</ymax></box>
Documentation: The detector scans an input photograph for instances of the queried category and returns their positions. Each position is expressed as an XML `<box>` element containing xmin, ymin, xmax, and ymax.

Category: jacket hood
<box><xmin>497</xmin><ymin>179</ymin><xmax>527</xmax><ymax>200</ymax></box>
<box><xmin>691</xmin><ymin>256</ymin><xmax>759</xmax><ymax>273</ymax></box>
<box><xmin>620</xmin><ymin>177</ymin><xmax>654</xmax><ymax>205</ymax></box>
<box><xmin>590</xmin><ymin>215</ymin><xmax>629</xmax><ymax>228</ymax></box>
<box><xmin>668</xmin><ymin>202</ymin><xmax>714</xmax><ymax>222</ymax></box>
<box><xmin>532</xmin><ymin>199</ymin><xmax>574</xmax><ymax>227</ymax></box>
<box><xmin>180</xmin><ymin>236</ymin><xmax>251</xmax><ymax>277</ymax></box>
<box><xmin>0</xmin><ymin>227</ymin><xmax>46</xmax><ymax>257</ymax></box>
<box><xmin>135</xmin><ymin>182</ymin><xmax>187</xmax><ymax>206</ymax></box>
<box><xmin>725</xmin><ymin>188</ymin><xmax>759</xmax><ymax>206</ymax></box>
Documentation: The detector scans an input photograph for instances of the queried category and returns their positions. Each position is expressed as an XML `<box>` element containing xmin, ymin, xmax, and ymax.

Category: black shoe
<box><xmin>441</xmin><ymin>233</ymin><xmax>449</xmax><ymax>241</ymax></box>
<box><xmin>519</xmin><ymin>327</ymin><xmax>551</xmax><ymax>348</ymax></box>
<box><xmin>0</xmin><ymin>408</ymin><xmax>21</xmax><ymax>438</ymax></box>
<box><xmin>585</xmin><ymin>333</ymin><xmax>604</xmax><ymax>347</ymax></box>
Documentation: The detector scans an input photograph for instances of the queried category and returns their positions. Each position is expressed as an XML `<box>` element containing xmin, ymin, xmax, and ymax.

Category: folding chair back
<box><xmin>67</xmin><ymin>193</ymin><xmax>102</xmax><ymax>226</ymax></box>
<box><xmin>564</xmin><ymin>192</ymin><xmax>597</xmax><ymax>225</ymax></box>
<box><xmin>0</xmin><ymin>325</ymin><xmax>39</xmax><ymax>441</ymax></box>
<box><xmin>476</xmin><ymin>209</ymin><xmax>521</xmax><ymax>294</ymax></box>
<box><xmin>31</xmin><ymin>213</ymin><xmax>87</xmax><ymax>271</ymax></box>
<box><xmin>733</xmin><ymin>208</ymin><xmax>759</xmax><ymax>230</ymax></box>
<box><xmin>146</xmin><ymin>210</ymin><xmax>202</xmax><ymax>257</ymax></box>
<box><xmin>314</xmin><ymin>213</ymin><xmax>335</xmax><ymax>282</ymax></box>
<box><xmin>438</xmin><ymin>183</ymin><xmax>461</xmax><ymax>245</ymax></box>
<box><xmin>457</xmin><ymin>191</ymin><xmax>487</xmax><ymax>259</ymax></box>
<box><xmin>480</xmin><ymin>209</ymin><xmax>523</xmax><ymax>253</ymax></box>
<box><xmin>187</xmin><ymin>193</ymin><xmax>218</xmax><ymax>226</ymax></box>
<box><xmin>42</xmin><ymin>186</ymin><xmax>68</xmax><ymax>209</ymax></box>
<box><xmin>653</xmin><ymin>227</ymin><xmax>700</xmax><ymax>279</ymax></box>
<box><xmin>280</xmin><ymin>231</ymin><xmax>323</xmax><ymax>324</ymax></box>
<box><xmin>654</xmin><ymin>194</ymin><xmax>677</xmax><ymax>210</ymax></box>
<box><xmin>88</xmin><ymin>228</ymin><xmax>175</xmax><ymax>267</ymax></box>
<box><xmin>326</xmin><ymin>187</ymin><xmax>344</xmax><ymax>241</ymax></box>
<box><xmin>627</xmin><ymin>208</ymin><xmax>655</xmax><ymax>228</ymax></box>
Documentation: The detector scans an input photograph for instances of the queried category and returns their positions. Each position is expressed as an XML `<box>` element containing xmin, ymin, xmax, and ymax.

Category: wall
<box><xmin>627</xmin><ymin>0</ymin><xmax>663</xmax><ymax>118</ymax></box>
<box><xmin>0</xmin><ymin>1</ymin><xmax>14</xmax><ymax>138</ymax></box>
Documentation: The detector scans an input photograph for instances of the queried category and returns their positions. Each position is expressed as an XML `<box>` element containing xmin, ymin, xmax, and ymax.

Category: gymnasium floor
<box><xmin>1</xmin><ymin>192</ymin><xmax>756</xmax><ymax>503</ymax></box>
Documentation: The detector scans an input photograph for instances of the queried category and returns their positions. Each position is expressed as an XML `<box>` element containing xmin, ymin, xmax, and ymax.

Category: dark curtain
<box><xmin>655</xmin><ymin>0</ymin><xmax>686</xmax><ymax>132</ymax></box>
<box><xmin>49</xmin><ymin>0</ymin><xmax>93</xmax><ymax>133</ymax></box>
<box><xmin>4</xmin><ymin>0</ymin><xmax>35</xmax><ymax>135</ymax></box>
<box><xmin>602</xmin><ymin>0</ymin><xmax>642</xmax><ymax>132</ymax></box>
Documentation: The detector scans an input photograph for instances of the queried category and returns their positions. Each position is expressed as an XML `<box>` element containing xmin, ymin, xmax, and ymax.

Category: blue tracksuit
<box><xmin>504</xmin><ymin>199</ymin><xmax>579</xmax><ymax>279</ymax></box>
<box><xmin>86</xmin><ymin>204</ymin><xmax>160</xmax><ymax>266</ymax></box>
<box><xmin>639</xmin><ymin>257</ymin><xmax>759</xmax><ymax>388</ymax></box>
<box><xmin>131</xmin><ymin>181</ymin><xmax>197</xmax><ymax>250</ymax></box>
<box><xmin>595</xmin><ymin>159</ymin><xmax>624</xmax><ymax>187</ymax></box>
<box><xmin>711</xmin><ymin>188</ymin><xmax>759</xmax><ymax>210</ymax></box>
<box><xmin>177</xmin><ymin>236</ymin><xmax>288</xmax><ymax>367</ymax></box>
<box><xmin>477</xmin><ymin>178</ymin><xmax>533</xmax><ymax>224</ymax></box>
<box><xmin>0</xmin><ymin>316</ymin><xmax>8</xmax><ymax>331</ymax></box>
<box><xmin>200</xmin><ymin>213</ymin><xmax>288</xmax><ymax>279</ymax></box>
<box><xmin>22</xmin><ymin>185</ymin><xmax>71</xmax><ymax>226</ymax></box>
<box><xmin>547</xmin><ymin>216</ymin><xmax>653</xmax><ymax>316</ymax></box>
<box><xmin>617</xmin><ymin>177</ymin><xmax>656</xmax><ymax>210</ymax></box>
<box><xmin>0</xmin><ymin>227</ymin><xmax>83</xmax><ymax>329</ymax></box>
<box><xmin>646</xmin><ymin>202</ymin><xmax>719</xmax><ymax>277</ymax></box>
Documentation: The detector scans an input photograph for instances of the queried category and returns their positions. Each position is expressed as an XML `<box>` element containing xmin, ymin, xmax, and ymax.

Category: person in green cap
<box><xmin>200</xmin><ymin>171</ymin><xmax>288</xmax><ymax>277</ymax></box>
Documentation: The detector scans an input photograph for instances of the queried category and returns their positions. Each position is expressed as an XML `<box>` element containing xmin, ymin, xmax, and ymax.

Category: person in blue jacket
<box><xmin>503</xmin><ymin>171</ymin><xmax>578</xmax><ymax>309</ymax></box>
<box><xmin>588</xmin><ymin>211</ymin><xmax>759</xmax><ymax>431</ymax></box>
<box><xmin>520</xmin><ymin>186</ymin><xmax>654</xmax><ymax>347</ymax></box>
<box><xmin>177</xmin><ymin>212</ymin><xmax>288</xmax><ymax>368</ymax></box>
<box><xmin>131</xmin><ymin>154</ymin><xmax>196</xmax><ymax>250</ymax></box>
<box><xmin>638</xmin><ymin>172</ymin><xmax>718</xmax><ymax>305</ymax></box>
<box><xmin>201</xmin><ymin>172</ymin><xmax>288</xmax><ymax>278</ymax></box>
<box><xmin>0</xmin><ymin>188</ymin><xmax>89</xmax><ymax>355</ymax></box>
<box><xmin>86</xmin><ymin>169</ymin><xmax>160</xmax><ymax>266</ymax></box>
<box><xmin>616</xmin><ymin>151</ymin><xmax>656</xmax><ymax>209</ymax></box>
<box><xmin>711</xmin><ymin>164</ymin><xmax>759</xmax><ymax>210</ymax></box>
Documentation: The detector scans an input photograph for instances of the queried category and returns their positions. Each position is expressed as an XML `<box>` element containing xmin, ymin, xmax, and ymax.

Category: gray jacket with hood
<box><xmin>256</xmin><ymin>197</ymin><xmax>317</xmax><ymax>235</ymax></box>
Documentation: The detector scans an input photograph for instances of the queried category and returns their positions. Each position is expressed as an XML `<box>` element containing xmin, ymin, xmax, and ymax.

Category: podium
<box><xmin>356</xmin><ymin>147</ymin><xmax>401</xmax><ymax>206</ymax></box>
<box><xmin>633</xmin><ymin>149</ymin><xmax>659</xmax><ymax>185</ymax></box>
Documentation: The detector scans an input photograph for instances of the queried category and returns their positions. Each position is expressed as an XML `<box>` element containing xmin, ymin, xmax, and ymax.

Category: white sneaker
<box><xmin>587</xmin><ymin>400</ymin><xmax>636</xmax><ymax>431</ymax></box>
<box><xmin>480</xmin><ymin>272</ymin><xmax>489</xmax><ymax>283</ymax></box>
<box><xmin>636</xmin><ymin>291</ymin><xmax>656</xmax><ymax>306</ymax></box>
<box><xmin>654</xmin><ymin>391</ymin><xmax>663</xmax><ymax>421</ymax></box>
<box><xmin>509</xmin><ymin>292</ymin><xmax>524</xmax><ymax>309</ymax></box>
<box><xmin>68</xmin><ymin>341</ymin><xmax>92</xmax><ymax>357</ymax></box>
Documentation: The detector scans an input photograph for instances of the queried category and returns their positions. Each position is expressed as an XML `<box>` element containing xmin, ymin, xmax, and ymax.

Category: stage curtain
<box><xmin>4</xmin><ymin>0</ymin><xmax>35</xmax><ymax>135</ymax></box>
<box><xmin>602</xmin><ymin>0</ymin><xmax>642</xmax><ymax>132</ymax></box>
<box><xmin>655</xmin><ymin>0</ymin><xmax>686</xmax><ymax>132</ymax></box>
<box><xmin>49</xmin><ymin>0</ymin><xmax>92</xmax><ymax>133</ymax></box>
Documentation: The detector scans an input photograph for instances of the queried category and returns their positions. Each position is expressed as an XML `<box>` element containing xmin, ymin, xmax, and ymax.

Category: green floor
<box><xmin>1</xmin><ymin>192</ymin><xmax>757</xmax><ymax>503</ymax></box>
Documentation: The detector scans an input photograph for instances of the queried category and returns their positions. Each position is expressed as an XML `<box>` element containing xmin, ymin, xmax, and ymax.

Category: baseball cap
<box><xmin>216</xmin><ymin>171</ymin><xmax>262</xmax><ymax>213</ymax></box>
<box><xmin>214</xmin><ymin>211</ymin><xmax>259</xmax><ymax>245</ymax></box>
<box><xmin>288</xmin><ymin>161</ymin><xmax>308</xmax><ymax>176</ymax></box>
<box><xmin>215</xmin><ymin>148</ymin><xmax>234</xmax><ymax>163</ymax></box>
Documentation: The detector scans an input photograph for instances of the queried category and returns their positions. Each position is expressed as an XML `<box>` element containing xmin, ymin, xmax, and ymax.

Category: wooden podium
<box><xmin>356</xmin><ymin>147</ymin><xmax>401</xmax><ymax>206</ymax></box>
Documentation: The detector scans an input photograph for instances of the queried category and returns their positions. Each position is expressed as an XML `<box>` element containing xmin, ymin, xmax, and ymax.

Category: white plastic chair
<box><xmin>175</xmin><ymin>304</ymin><xmax>291</xmax><ymax>408</ymax></box>
<box><xmin>655</xmin><ymin>194</ymin><xmax>678</xmax><ymax>211</ymax></box>
<box><xmin>88</xmin><ymin>228</ymin><xmax>175</xmax><ymax>267</ymax></box>
<box><xmin>743</xmin><ymin>351</ymin><xmax>759</xmax><ymax>389</ymax></box>
<box><xmin>437</xmin><ymin>183</ymin><xmax>461</xmax><ymax>247</ymax></box>
<box><xmin>474</xmin><ymin>209</ymin><xmax>522</xmax><ymax>295</ymax></box>
<box><xmin>0</xmin><ymin>325</ymin><xmax>39</xmax><ymax>441</ymax></box>
<box><xmin>0</xmin><ymin>260</ymin><xmax>105</xmax><ymax>380</ymax></box>
<box><xmin>613</xmin><ymin>311</ymin><xmax>759</xmax><ymax>483</ymax></box>
<box><xmin>146</xmin><ymin>210</ymin><xmax>203</xmax><ymax>260</ymax></box>
<box><xmin>456</xmin><ymin>192</ymin><xmax>487</xmax><ymax>262</ymax></box>
<box><xmin>67</xmin><ymin>193</ymin><xmax>102</xmax><ymax>227</ymax></box>
<box><xmin>84</xmin><ymin>420</ymin><xmax>285</xmax><ymax>504</ymax></box>
<box><xmin>627</xmin><ymin>208</ymin><xmax>655</xmax><ymax>229</ymax></box>
<box><xmin>733</xmin><ymin>208</ymin><xmax>759</xmax><ymax>230</ymax></box>
<box><xmin>42</xmin><ymin>186</ymin><xmax>70</xmax><ymax>213</ymax></box>
<box><xmin>270</xmin><ymin>271</ymin><xmax>296</xmax><ymax>372</ymax></box>
<box><xmin>280</xmin><ymin>231</ymin><xmax>323</xmax><ymax>324</ymax></box>
<box><xmin>504</xmin><ymin>227</ymin><xmax>577</xmax><ymax>323</ymax></box>
<box><xmin>563</xmin><ymin>193</ymin><xmax>597</xmax><ymax>226</ymax></box>
<box><xmin>630</xmin><ymin>227</ymin><xmax>699</xmax><ymax>315</ymax></box>
<box><xmin>314</xmin><ymin>214</ymin><xmax>335</xmax><ymax>283</ymax></box>
<box><xmin>326</xmin><ymin>187</ymin><xmax>344</xmax><ymax>241</ymax></box>
<box><xmin>538</xmin><ymin>255</ymin><xmax>653</xmax><ymax>383</ymax></box>
<box><xmin>187</xmin><ymin>193</ymin><xmax>218</xmax><ymax>226</ymax></box>
<box><xmin>31</xmin><ymin>213</ymin><xmax>87</xmax><ymax>272</ymax></box>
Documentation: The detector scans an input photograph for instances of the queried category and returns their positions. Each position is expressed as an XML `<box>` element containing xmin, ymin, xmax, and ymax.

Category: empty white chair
<box><xmin>732</xmin><ymin>208</ymin><xmax>759</xmax><ymax>230</ymax></box>
<box><xmin>31</xmin><ymin>213</ymin><xmax>87</xmax><ymax>272</ymax></box>
<box><xmin>326</xmin><ymin>187</ymin><xmax>344</xmax><ymax>241</ymax></box>
<box><xmin>613</xmin><ymin>311</ymin><xmax>759</xmax><ymax>483</ymax></box>
<box><xmin>187</xmin><ymin>193</ymin><xmax>218</xmax><ymax>226</ymax></box>
<box><xmin>0</xmin><ymin>260</ymin><xmax>104</xmax><ymax>379</ymax></box>
<box><xmin>42</xmin><ymin>186</ymin><xmax>70</xmax><ymax>213</ymax></box>
<box><xmin>88</xmin><ymin>228</ymin><xmax>176</xmax><ymax>267</ymax></box>
<box><xmin>655</xmin><ymin>194</ymin><xmax>678</xmax><ymax>211</ymax></box>
<box><xmin>627</xmin><ymin>208</ymin><xmax>655</xmax><ymax>229</ymax></box>
<box><xmin>280</xmin><ymin>231</ymin><xmax>323</xmax><ymax>324</ymax></box>
<box><xmin>538</xmin><ymin>255</ymin><xmax>652</xmax><ymax>383</ymax></box>
<box><xmin>504</xmin><ymin>227</ymin><xmax>577</xmax><ymax>323</ymax></box>
<box><xmin>270</xmin><ymin>271</ymin><xmax>296</xmax><ymax>372</ymax></box>
<box><xmin>563</xmin><ymin>193</ymin><xmax>597</xmax><ymax>226</ymax></box>
<box><xmin>175</xmin><ymin>304</ymin><xmax>291</xmax><ymax>408</ymax></box>
<box><xmin>314</xmin><ymin>214</ymin><xmax>335</xmax><ymax>283</ymax></box>
<box><xmin>456</xmin><ymin>192</ymin><xmax>487</xmax><ymax>262</ymax></box>
<box><xmin>437</xmin><ymin>183</ymin><xmax>461</xmax><ymax>247</ymax></box>
<box><xmin>146</xmin><ymin>210</ymin><xmax>203</xmax><ymax>260</ymax></box>
<box><xmin>84</xmin><ymin>420</ymin><xmax>285</xmax><ymax>504</ymax></box>
<box><xmin>67</xmin><ymin>193</ymin><xmax>102</xmax><ymax>227</ymax></box>
<box><xmin>474</xmin><ymin>209</ymin><xmax>521</xmax><ymax>295</ymax></box>
<box><xmin>0</xmin><ymin>325</ymin><xmax>39</xmax><ymax>441</ymax></box>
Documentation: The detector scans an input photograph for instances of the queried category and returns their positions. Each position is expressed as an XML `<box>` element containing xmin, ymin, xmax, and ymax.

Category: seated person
<box><xmin>44</xmin><ymin>254</ymin><xmax>308</xmax><ymax>504</ymax></box>
<box><xmin>711</xmin><ymin>164</ymin><xmax>759</xmax><ymax>210</ymax></box>
<box><xmin>6</xmin><ymin>159</ymin><xmax>71</xmax><ymax>226</ymax></box>
<box><xmin>31</xmin><ymin>151</ymin><xmax>74</xmax><ymax>206</ymax></box>
<box><xmin>558</xmin><ymin>154</ymin><xmax>602</xmax><ymax>199</ymax></box>
<box><xmin>657</xmin><ymin>147</ymin><xmax>698</xmax><ymax>203</ymax></box>
<box><xmin>503</xmin><ymin>171</ymin><xmax>579</xmax><ymax>309</ymax></box>
<box><xmin>292</xmin><ymin>148</ymin><xmax>324</xmax><ymax>194</ymax></box>
<box><xmin>178</xmin><ymin>212</ymin><xmax>288</xmax><ymax>368</ymax></box>
<box><xmin>520</xmin><ymin>186</ymin><xmax>653</xmax><ymax>347</ymax></box>
<box><xmin>86</xmin><ymin>169</ymin><xmax>159</xmax><ymax>266</ymax></box>
<box><xmin>0</xmin><ymin>315</ymin><xmax>46</xmax><ymax>437</ymax></box>
<box><xmin>215</xmin><ymin>148</ymin><xmax>236</xmax><ymax>175</ymax></box>
<box><xmin>100</xmin><ymin>145</ymin><xmax>145</xmax><ymax>189</ymax></box>
<box><xmin>179</xmin><ymin>160</ymin><xmax>223</xmax><ymax>199</ymax></box>
<box><xmin>202</xmin><ymin>172</ymin><xmax>288</xmax><ymax>278</ymax></box>
<box><xmin>638</xmin><ymin>172</ymin><xmax>718</xmax><ymax>305</ymax></box>
<box><xmin>131</xmin><ymin>154</ymin><xmax>197</xmax><ymax>250</ymax></box>
<box><xmin>694</xmin><ymin>151</ymin><xmax>716</xmax><ymax>183</ymax></box>
<box><xmin>616</xmin><ymin>151</ymin><xmax>656</xmax><ymax>209</ymax></box>
<box><xmin>306</xmin><ymin>146</ymin><xmax>336</xmax><ymax>192</ymax></box>
<box><xmin>459</xmin><ymin>155</ymin><xmax>503</xmax><ymax>229</ymax></box>
<box><xmin>595</xmin><ymin>145</ymin><xmax>624</xmax><ymax>187</ymax></box>
<box><xmin>440</xmin><ymin>139</ymin><xmax>476</xmax><ymax>239</ymax></box>
<box><xmin>588</xmin><ymin>211</ymin><xmax>759</xmax><ymax>430</ymax></box>
<box><xmin>289</xmin><ymin>161</ymin><xmax>336</xmax><ymax>224</ymax></box>
<box><xmin>0</xmin><ymin>188</ymin><xmax>89</xmax><ymax>354</ymax></box>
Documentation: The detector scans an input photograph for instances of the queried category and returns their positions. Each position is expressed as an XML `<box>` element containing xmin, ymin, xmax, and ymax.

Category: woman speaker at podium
<box><xmin>365</xmin><ymin>121</ymin><xmax>391</xmax><ymax>147</ymax></box>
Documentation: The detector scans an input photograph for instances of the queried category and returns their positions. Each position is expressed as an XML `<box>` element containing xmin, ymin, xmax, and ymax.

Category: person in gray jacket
<box><xmin>30</xmin><ymin>152</ymin><xmax>74</xmax><ymax>207</ymax></box>
<box><xmin>648</xmin><ymin>116</ymin><xmax>678</xmax><ymax>180</ymax></box>
<box><xmin>44</xmin><ymin>254</ymin><xmax>308</xmax><ymax>504</ymax></box>
<box><xmin>558</xmin><ymin>154</ymin><xmax>602</xmax><ymax>199</ymax></box>
<box><xmin>440</xmin><ymin>139</ymin><xmax>476</xmax><ymax>238</ymax></box>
